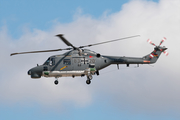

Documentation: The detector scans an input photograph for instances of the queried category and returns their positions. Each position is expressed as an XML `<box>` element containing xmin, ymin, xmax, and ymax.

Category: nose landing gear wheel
<box><xmin>86</xmin><ymin>80</ymin><xmax>91</xmax><ymax>85</ymax></box>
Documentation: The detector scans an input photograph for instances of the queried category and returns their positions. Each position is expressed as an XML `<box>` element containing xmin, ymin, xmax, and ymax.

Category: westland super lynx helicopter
<box><xmin>10</xmin><ymin>34</ymin><xmax>169</xmax><ymax>85</ymax></box>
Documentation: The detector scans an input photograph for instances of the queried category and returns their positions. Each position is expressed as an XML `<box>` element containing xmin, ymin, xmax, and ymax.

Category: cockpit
<box><xmin>43</xmin><ymin>57</ymin><xmax>55</xmax><ymax>66</ymax></box>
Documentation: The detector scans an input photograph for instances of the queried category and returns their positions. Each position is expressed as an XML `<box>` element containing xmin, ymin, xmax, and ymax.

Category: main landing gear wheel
<box><xmin>54</xmin><ymin>77</ymin><xmax>59</xmax><ymax>85</ymax></box>
<box><xmin>54</xmin><ymin>80</ymin><xmax>59</xmax><ymax>85</ymax></box>
<box><xmin>86</xmin><ymin>80</ymin><xmax>91</xmax><ymax>85</ymax></box>
<box><xmin>86</xmin><ymin>75</ymin><xmax>92</xmax><ymax>85</ymax></box>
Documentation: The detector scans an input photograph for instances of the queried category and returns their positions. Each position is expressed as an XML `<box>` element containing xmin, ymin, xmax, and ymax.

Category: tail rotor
<box><xmin>147</xmin><ymin>37</ymin><xmax>169</xmax><ymax>58</ymax></box>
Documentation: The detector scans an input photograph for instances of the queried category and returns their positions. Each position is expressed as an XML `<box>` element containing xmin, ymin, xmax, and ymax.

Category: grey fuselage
<box><xmin>28</xmin><ymin>46</ymin><xmax>167</xmax><ymax>79</ymax></box>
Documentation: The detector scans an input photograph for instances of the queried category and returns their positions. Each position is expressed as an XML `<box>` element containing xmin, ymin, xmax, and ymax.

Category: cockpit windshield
<box><xmin>43</xmin><ymin>57</ymin><xmax>55</xmax><ymax>66</ymax></box>
<box><xmin>43</xmin><ymin>58</ymin><xmax>50</xmax><ymax>65</ymax></box>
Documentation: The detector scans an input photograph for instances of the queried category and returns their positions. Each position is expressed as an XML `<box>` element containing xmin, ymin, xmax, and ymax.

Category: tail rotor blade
<box><xmin>163</xmin><ymin>51</ymin><xmax>169</xmax><ymax>56</ymax></box>
<box><xmin>159</xmin><ymin>37</ymin><xmax>167</xmax><ymax>46</ymax></box>
<box><xmin>147</xmin><ymin>39</ymin><xmax>156</xmax><ymax>46</ymax></box>
<box><xmin>149</xmin><ymin>53</ymin><xmax>154</xmax><ymax>58</ymax></box>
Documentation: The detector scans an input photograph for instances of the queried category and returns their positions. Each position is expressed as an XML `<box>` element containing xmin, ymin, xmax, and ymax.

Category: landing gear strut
<box><xmin>54</xmin><ymin>77</ymin><xmax>59</xmax><ymax>85</ymax></box>
<box><xmin>86</xmin><ymin>75</ymin><xmax>92</xmax><ymax>85</ymax></box>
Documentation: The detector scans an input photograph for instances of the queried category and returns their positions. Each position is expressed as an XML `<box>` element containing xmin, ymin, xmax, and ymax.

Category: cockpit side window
<box><xmin>63</xmin><ymin>59</ymin><xmax>71</xmax><ymax>65</ymax></box>
<box><xmin>50</xmin><ymin>58</ymin><xmax>55</xmax><ymax>66</ymax></box>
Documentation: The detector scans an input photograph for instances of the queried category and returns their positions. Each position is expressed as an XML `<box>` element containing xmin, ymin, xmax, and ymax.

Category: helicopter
<box><xmin>10</xmin><ymin>34</ymin><xmax>168</xmax><ymax>85</ymax></box>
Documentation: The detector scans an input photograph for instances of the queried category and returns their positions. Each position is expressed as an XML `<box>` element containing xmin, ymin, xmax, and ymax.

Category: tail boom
<box><xmin>104</xmin><ymin>46</ymin><xmax>167</xmax><ymax>65</ymax></box>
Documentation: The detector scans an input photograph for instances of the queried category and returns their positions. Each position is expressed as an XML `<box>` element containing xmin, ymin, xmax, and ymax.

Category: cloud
<box><xmin>0</xmin><ymin>0</ymin><xmax>180</xmax><ymax>116</ymax></box>
<box><xmin>0</xmin><ymin>26</ymin><xmax>93</xmax><ymax>108</ymax></box>
<box><xmin>90</xmin><ymin>0</ymin><xmax>180</xmax><ymax>115</ymax></box>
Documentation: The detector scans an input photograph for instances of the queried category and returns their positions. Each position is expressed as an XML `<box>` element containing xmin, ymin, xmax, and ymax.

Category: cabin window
<box><xmin>81</xmin><ymin>59</ymin><xmax>85</xmax><ymax>64</ymax></box>
<box><xmin>43</xmin><ymin>66</ymin><xmax>48</xmax><ymax>71</ymax></box>
<box><xmin>85</xmin><ymin>59</ymin><xmax>89</xmax><ymax>64</ymax></box>
<box><xmin>64</xmin><ymin>59</ymin><xmax>71</xmax><ymax>65</ymax></box>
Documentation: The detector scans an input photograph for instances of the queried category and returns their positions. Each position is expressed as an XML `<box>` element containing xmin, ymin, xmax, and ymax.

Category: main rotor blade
<box><xmin>79</xmin><ymin>35</ymin><xmax>140</xmax><ymax>48</ymax></box>
<box><xmin>10</xmin><ymin>48</ymin><xmax>71</xmax><ymax>56</ymax></box>
<box><xmin>56</xmin><ymin>34</ymin><xmax>76</xmax><ymax>49</ymax></box>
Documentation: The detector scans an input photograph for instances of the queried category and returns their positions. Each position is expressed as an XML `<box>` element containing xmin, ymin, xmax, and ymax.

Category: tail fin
<box><xmin>143</xmin><ymin>46</ymin><xmax>167</xmax><ymax>63</ymax></box>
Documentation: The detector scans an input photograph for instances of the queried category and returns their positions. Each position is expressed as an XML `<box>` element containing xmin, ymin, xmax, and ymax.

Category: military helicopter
<box><xmin>10</xmin><ymin>34</ymin><xmax>168</xmax><ymax>85</ymax></box>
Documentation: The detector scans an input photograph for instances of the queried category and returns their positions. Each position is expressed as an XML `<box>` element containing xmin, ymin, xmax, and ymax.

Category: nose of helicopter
<box><xmin>27</xmin><ymin>66</ymin><xmax>43</xmax><ymax>78</ymax></box>
<box><xmin>28</xmin><ymin>70</ymin><xmax>31</xmax><ymax>75</ymax></box>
